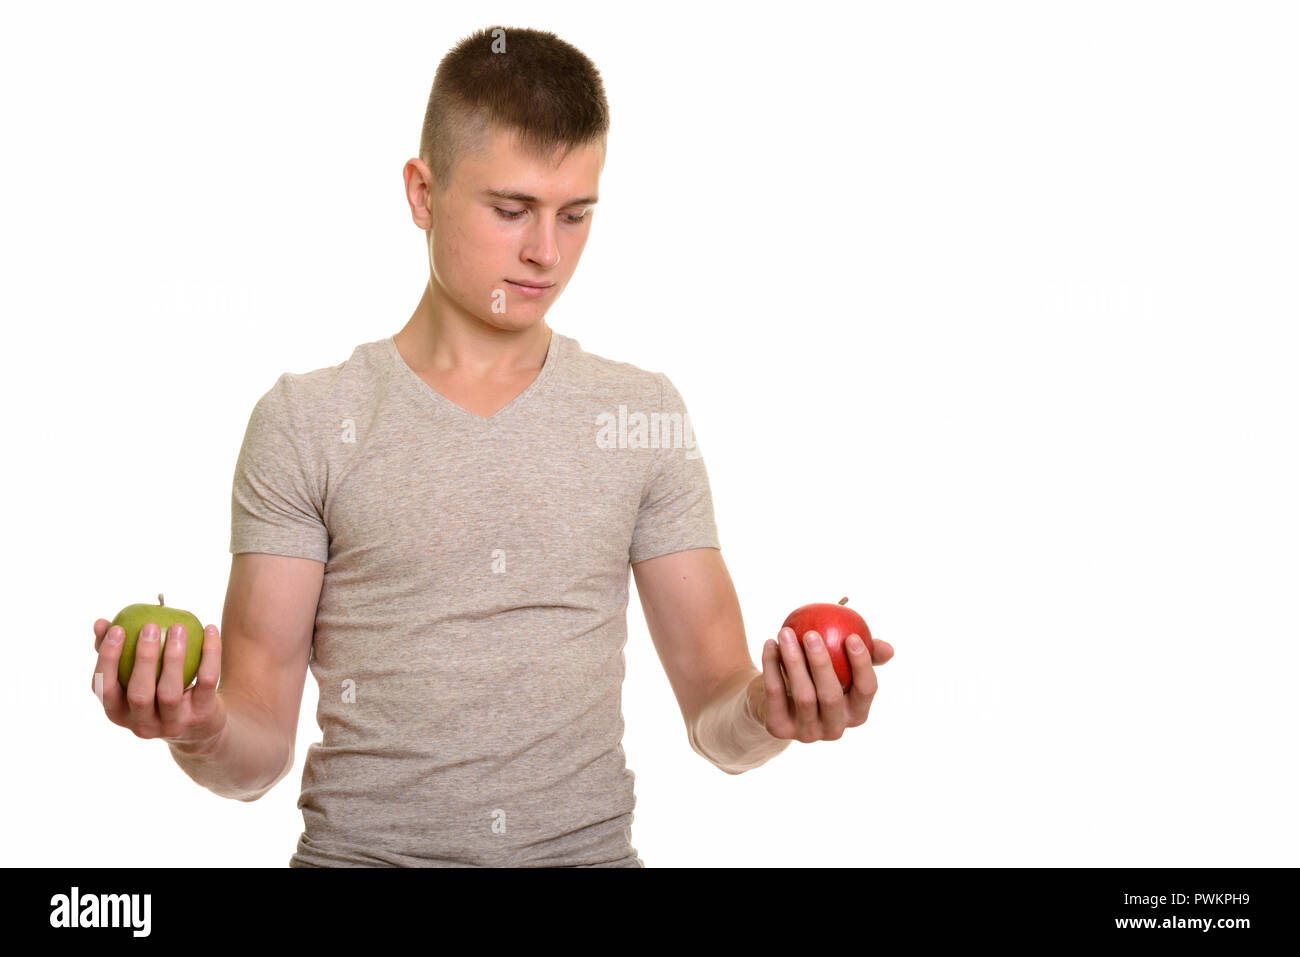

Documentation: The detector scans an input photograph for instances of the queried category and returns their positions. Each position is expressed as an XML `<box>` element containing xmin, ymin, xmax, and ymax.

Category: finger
<box><xmin>93</xmin><ymin>618</ymin><xmax>109</xmax><ymax>653</ymax></box>
<box><xmin>845</xmin><ymin>633</ymin><xmax>879</xmax><ymax>724</ymax></box>
<box><xmin>189</xmin><ymin>625</ymin><xmax>221</xmax><ymax>717</ymax></box>
<box><xmin>870</xmin><ymin>638</ymin><xmax>894</xmax><ymax>666</ymax></box>
<box><xmin>124</xmin><ymin>622</ymin><xmax>163</xmax><ymax>734</ymax></box>
<box><xmin>779</xmin><ymin>627</ymin><xmax>821</xmax><ymax>741</ymax></box>
<box><xmin>156</xmin><ymin>623</ymin><xmax>189</xmax><ymax>737</ymax></box>
<box><xmin>761</xmin><ymin>637</ymin><xmax>793</xmax><ymax>738</ymax></box>
<box><xmin>92</xmin><ymin>624</ymin><xmax>127</xmax><ymax>723</ymax></box>
<box><xmin>801</xmin><ymin>630</ymin><xmax>847</xmax><ymax>739</ymax></box>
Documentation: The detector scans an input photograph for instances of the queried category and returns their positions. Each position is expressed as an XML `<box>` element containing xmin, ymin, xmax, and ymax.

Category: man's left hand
<box><xmin>748</xmin><ymin>628</ymin><xmax>895</xmax><ymax>742</ymax></box>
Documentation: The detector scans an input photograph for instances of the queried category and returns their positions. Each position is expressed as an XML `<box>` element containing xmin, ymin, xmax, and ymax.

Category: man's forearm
<box><xmin>688</xmin><ymin>669</ymin><xmax>790</xmax><ymax>774</ymax></box>
<box><xmin>168</xmin><ymin>693</ymin><xmax>293</xmax><ymax>802</ymax></box>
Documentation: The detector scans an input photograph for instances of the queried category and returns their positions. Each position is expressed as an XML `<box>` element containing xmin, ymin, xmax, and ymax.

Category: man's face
<box><xmin>418</xmin><ymin>126</ymin><xmax>603</xmax><ymax>332</ymax></box>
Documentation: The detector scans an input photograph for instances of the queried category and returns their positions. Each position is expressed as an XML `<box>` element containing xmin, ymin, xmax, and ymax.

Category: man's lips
<box><xmin>506</xmin><ymin>279</ymin><xmax>554</xmax><ymax>288</ymax></box>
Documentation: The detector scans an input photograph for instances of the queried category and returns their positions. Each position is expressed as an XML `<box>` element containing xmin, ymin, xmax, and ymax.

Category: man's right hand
<box><xmin>92</xmin><ymin>617</ymin><xmax>227</xmax><ymax>752</ymax></box>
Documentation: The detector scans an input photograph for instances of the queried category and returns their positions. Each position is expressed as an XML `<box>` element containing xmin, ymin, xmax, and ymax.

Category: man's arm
<box><xmin>171</xmin><ymin>552</ymin><xmax>322</xmax><ymax>800</ymax></box>
<box><xmin>631</xmin><ymin>547</ymin><xmax>790</xmax><ymax>774</ymax></box>
<box><xmin>168</xmin><ymin>692</ymin><xmax>297</xmax><ymax>801</ymax></box>
<box><xmin>686</xmin><ymin>666</ymin><xmax>791</xmax><ymax>775</ymax></box>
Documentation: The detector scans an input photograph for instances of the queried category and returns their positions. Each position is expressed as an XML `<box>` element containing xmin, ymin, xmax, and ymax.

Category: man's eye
<box><xmin>494</xmin><ymin>207</ymin><xmax>590</xmax><ymax>224</ymax></box>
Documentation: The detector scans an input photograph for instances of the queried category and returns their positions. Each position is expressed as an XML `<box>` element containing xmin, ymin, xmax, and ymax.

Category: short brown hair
<box><xmin>419</xmin><ymin>26</ymin><xmax>610</xmax><ymax>195</ymax></box>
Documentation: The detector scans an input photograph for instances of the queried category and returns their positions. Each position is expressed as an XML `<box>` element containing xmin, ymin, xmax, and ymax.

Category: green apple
<box><xmin>112</xmin><ymin>593</ymin><xmax>205</xmax><ymax>689</ymax></box>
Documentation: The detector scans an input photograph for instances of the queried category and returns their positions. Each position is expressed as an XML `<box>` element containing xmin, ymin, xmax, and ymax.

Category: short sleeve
<box><xmin>229</xmin><ymin>376</ymin><xmax>329</xmax><ymax>563</ymax></box>
<box><xmin>629</xmin><ymin>372</ymin><xmax>721</xmax><ymax>564</ymax></box>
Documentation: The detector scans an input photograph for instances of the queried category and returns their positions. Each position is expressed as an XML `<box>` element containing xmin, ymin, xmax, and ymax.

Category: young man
<box><xmin>92</xmin><ymin>26</ymin><xmax>892</xmax><ymax>867</ymax></box>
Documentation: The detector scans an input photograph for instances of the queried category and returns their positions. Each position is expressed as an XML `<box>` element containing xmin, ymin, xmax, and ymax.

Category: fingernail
<box><xmin>140</xmin><ymin>625</ymin><xmax>157</xmax><ymax>642</ymax></box>
<box><xmin>848</xmin><ymin>635</ymin><xmax>865</xmax><ymax>653</ymax></box>
<box><xmin>805</xmin><ymin>632</ymin><xmax>821</xmax><ymax>649</ymax></box>
<box><xmin>107</xmin><ymin>627</ymin><xmax>122</xmax><ymax>643</ymax></box>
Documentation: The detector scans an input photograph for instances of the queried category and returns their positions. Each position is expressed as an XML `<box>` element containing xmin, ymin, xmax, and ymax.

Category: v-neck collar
<box><xmin>387</xmin><ymin>328</ymin><xmax>563</xmax><ymax>425</ymax></box>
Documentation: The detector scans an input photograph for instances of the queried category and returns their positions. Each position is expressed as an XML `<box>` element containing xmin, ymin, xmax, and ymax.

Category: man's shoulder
<box><xmin>558</xmin><ymin>332</ymin><xmax>666</xmax><ymax>396</ymax></box>
<box><xmin>253</xmin><ymin>336</ymin><xmax>393</xmax><ymax>417</ymax></box>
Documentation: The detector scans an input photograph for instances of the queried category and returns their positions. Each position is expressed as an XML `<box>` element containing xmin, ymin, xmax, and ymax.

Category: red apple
<box><xmin>782</xmin><ymin>596</ymin><xmax>873</xmax><ymax>692</ymax></box>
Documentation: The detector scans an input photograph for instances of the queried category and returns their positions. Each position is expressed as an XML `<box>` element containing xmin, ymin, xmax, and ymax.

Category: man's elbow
<box><xmin>686</xmin><ymin>727</ymin><xmax>761</xmax><ymax>775</ymax></box>
<box><xmin>685</xmin><ymin>676</ymin><xmax>790</xmax><ymax>774</ymax></box>
<box><xmin>238</xmin><ymin>748</ymin><xmax>295</xmax><ymax>802</ymax></box>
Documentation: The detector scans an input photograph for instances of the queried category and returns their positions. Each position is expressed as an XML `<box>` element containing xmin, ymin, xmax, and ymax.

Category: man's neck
<box><xmin>395</xmin><ymin>283</ymin><xmax>552</xmax><ymax>379</ymax></box>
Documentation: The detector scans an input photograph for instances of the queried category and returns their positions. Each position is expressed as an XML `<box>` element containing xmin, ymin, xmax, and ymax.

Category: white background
<box><xmin>2</xmin><ymin>1</ymin><xmax>1296</xmax><ymax>867</ymax></box>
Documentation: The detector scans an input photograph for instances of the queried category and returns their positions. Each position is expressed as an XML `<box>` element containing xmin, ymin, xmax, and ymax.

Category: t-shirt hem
<box><xmin>629</xmin><ymin>538</ymin><xmax>721</xmax><ymax>565</ymax></box>
<box><xmin>230</xmin><ymin>538</ymin><xmax>328</xmax><ymax>564</ymax></box>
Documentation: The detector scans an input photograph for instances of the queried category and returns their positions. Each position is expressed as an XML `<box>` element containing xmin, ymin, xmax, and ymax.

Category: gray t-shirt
<box><xmin>229</xmin><ymin>329</ymin><xmax>720</xmax><ymax>867</ymax></box>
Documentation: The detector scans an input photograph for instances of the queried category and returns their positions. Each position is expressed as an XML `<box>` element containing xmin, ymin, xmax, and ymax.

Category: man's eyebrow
<box><xmin>482</xmin><ymin>188</ymin><xmax>599</xmax><ymax>207</ymax></box>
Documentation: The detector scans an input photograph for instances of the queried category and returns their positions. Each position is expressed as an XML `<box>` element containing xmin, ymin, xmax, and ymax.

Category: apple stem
<box><xmin>839</xmin><ymin>596</ymin><xmax>849</xmax><ymax>605</ymax></box>
<box><xmin>159</xmin><ymin>593</ymin><xmax>165</xmax><ymax>606</ymax></box>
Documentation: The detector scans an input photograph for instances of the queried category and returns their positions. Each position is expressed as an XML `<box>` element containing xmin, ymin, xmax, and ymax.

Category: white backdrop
<box><xmin>3</xmin><ymin>0</ymin><xmax>1296</xmax><ymax>867</ymax></box>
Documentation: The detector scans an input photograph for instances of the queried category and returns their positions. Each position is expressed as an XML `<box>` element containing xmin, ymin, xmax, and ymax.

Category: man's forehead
<box><xmin>465</xmin><ymin>138</ymin><xmax>601</xmax><ymax>203</ymax></box>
